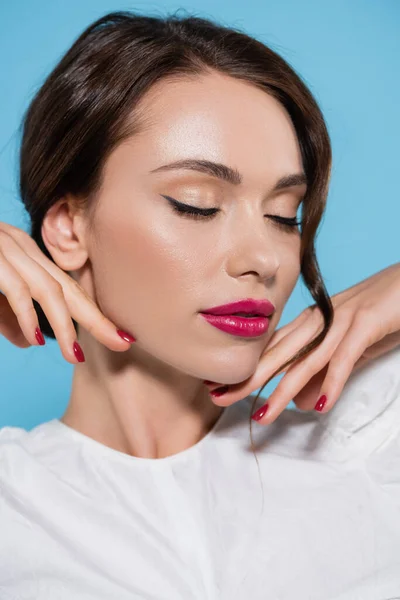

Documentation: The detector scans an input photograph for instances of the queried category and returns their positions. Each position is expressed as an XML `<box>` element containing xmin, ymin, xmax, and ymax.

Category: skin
<box><xmin>40</xmin><ymin>70</ymin><xmax>306</xmax><ymax>459</ymax></box>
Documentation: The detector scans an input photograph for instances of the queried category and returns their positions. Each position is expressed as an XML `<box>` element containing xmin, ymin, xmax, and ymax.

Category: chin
<box><xmin>204</xmin><ymin>362</ymin><xmax>259</xmax><ymax>387</ymax></box>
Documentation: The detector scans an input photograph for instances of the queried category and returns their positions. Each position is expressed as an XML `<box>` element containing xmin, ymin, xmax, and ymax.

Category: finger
<box><xmin>1</xmin><ymin>230</ymin><xmax>133</xmax><ymax>354</ymax></box>
<box><xmin>0</xmin><ymin>258</ymin><xmax>38</xmax><ymax>347</ymax></box>
<box><xmin>262</xmin><ymin>306</ymin><xmax>326</xmax><ymax>370</ymax></box>
<box><xmin>207</xmin><ymin>307</ymin><xmax>324</xmax><ymax>402</ymax></box>
<box><xmin>203</xmin><ymin>308</ymin><xmax>316</xmax><ymax>392</ymax></box>
<box><xmin>291</xmin><ymin>367</ymin><xmax>327</xmax><ymax>411</ymax></box>
<box><xmin>0</xmin><ymin>296</ymin><xmax>32</xmax><ymax>348</ymax></box>
<box><xmin>203</xmin><ymin>312</ymin><xmax>312</xmax><ymax>392</ymax></box>
<box><xmin>292</xmin><ymin>320</ymin><xmax>400</xmax><ymax>411</ymax></box>
<box><xmin>0</xmin><ymin>232</ymin><xmax>85</xmax><ymax>362</ymax></box>
<box><xmin>62</xmin><ymin>277</ymin><xmax>135</xmax><ymax>351</ymax></box>
<box><xmin>208</xmin><ymin>311</ymin><xmax>327</xmax><ymax>407</ymax></box>
<box><xmin>263</xmin><ymin>307</ymin><xmax>313</xmax><ymax>352</ymax></box>
<box><xmin>310</xmin><ymin>311</ymin><xmax>390</xmax><ymax>414</ymax></box>
<box><xmin>225</xmin><ymin>318</ymin><xmax>321</xmax><ymax>406</ymax></box>
<box><xmin>251</xmin><ymin>315</ymin><xmax>351</xmax><ymax>423</ymax></box>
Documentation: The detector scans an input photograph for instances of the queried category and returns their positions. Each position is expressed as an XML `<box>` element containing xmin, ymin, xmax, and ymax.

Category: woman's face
<box><xmin>85</xmin><ymin>71</ymin><xmax>305</xmax><ymax>385</ymax></box>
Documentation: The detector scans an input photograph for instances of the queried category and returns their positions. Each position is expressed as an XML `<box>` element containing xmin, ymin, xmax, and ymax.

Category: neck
<box><xmin>61</xmin><ymin>331</ymin><xmax>224</xmax><ymax>459</ymax></box>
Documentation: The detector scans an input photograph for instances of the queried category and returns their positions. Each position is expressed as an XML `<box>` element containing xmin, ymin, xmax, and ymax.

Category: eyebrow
<box><xmin>149</xmin><ymin>158</ymin><xmax>307</xmax><ymax>192</ymax></box>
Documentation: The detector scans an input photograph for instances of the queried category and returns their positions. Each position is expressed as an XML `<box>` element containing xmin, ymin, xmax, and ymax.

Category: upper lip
<box><xmin>201</xmin><ymin>298</ymin><xmax>275</xmax><ymax>318</ymax></box>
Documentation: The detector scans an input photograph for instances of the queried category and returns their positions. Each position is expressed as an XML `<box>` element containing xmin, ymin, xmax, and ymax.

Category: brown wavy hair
<box><xmin>19</xmin><ymin>10</ymin><xmax>334</xmax><ymax>491</ymax></box>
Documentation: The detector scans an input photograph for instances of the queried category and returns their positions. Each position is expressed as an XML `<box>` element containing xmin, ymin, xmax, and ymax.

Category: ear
<box><xmin>41</xmin><ymin>196</ymin><xmax>89</xmax><ymax>272</ymax></box>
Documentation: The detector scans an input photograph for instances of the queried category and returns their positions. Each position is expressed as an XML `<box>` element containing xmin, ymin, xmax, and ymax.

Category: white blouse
<box><xmin>0</xmin><ymin>346</ymin><xmax>400</xmax><ymax>599</ymax></box>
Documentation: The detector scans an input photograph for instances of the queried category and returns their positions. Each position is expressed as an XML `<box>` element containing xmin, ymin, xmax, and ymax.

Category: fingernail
<box><xmin>204</xmin><ymin>380</ymin><xmax>217</xmax><ymax>385</ymax></box>
<box><xmin>251</xmin><ymin>403</ymin><xmax>269</xmax><ymax>422</ymax></box>
<box><xmin>315</xmin><ymin>394</ymin><xmax>327</xmax><ymax>412</ymax></box>
<box><xmin>35</xmin><ymin>327</ymin><xmax>45</xmax><ymax>346</ymax></box>
<box><xmin>73</xmin><ymin>341</ymin><xmax>85</xmax><ymax>363</ymax></box>
<box><xmin>210</xmin><ymin>385</ymin><xmax>229</xmax><ymax>397</ymax></box>
<box><xmin>116</xmin><ymin>329</ymin><xmax>136</xmax><ymax>343</ymax></box>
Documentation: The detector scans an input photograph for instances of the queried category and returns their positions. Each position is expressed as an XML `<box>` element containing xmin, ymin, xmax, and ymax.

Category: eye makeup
<box><xmin>160</xmin><ymin>194</ymin><xmax>301</xmax><ymax>232</ymax></box>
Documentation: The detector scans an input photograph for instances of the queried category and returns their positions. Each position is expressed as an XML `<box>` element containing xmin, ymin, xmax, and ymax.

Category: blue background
<box><xmin>0</xmin><ymin>1</ymin><xmax>399</xmax><ymax>429</ymax></box>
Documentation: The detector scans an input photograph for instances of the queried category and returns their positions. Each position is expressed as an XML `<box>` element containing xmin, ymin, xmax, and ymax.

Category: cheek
<box><xmin>284</xmin><ymin>253</ymin><xmax>301</xmax><ymax>296</ymax></box>
<box><xmin>275</xmin><ymin>238</ymin><xmax>301</xmax><ymax>308</ymax></box>
<box><xmin>89</xmin><ymin>215</ymin><xmax>205</xmax><ymax>328</ymax></box>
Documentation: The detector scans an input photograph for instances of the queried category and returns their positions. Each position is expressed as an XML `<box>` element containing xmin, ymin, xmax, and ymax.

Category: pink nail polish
<box><xmin>251</xmin><ymin>403</ymin><xmax>269</xmax><ymax>422</ymax></box>
<box><xmin>116</xmin><ymin>329</ymin><xmax>136</xmax><ymax>343</ymax></box>
<box><xmin>315</xmin><ymin>394</ymin><xmax>327</xmax><ymax>412</ymax></box>
<box><xmin>35</xmin><ymin>327</ymin><xmax>45</xmax><ymax>346</ymax></box>
<box><xmin>73</xmin><ymin>341</ymin><xmax>85</xmax><ymax>363</ymax></box>
<box><xmin>210</xmin><ymin>386</ymin><xmax>229</xmax><ymax>397</ymax></box>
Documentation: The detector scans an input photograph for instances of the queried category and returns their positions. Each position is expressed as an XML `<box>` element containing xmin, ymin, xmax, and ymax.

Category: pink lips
<box><xmin>201</xmin><ymin>298</ymin><xmax>275</xmax><ymax>318</ymax></box>
<box><xmin>200</xmin><ymin>298</ymin><xmax>275</xmax><ymax>338</ymax></box>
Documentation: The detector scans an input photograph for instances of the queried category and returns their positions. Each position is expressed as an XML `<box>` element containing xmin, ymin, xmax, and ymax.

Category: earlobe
<box><xmin>41</xmin><ymin>198</ymin><xmax>89</xmax><ymax>271</ymax></box>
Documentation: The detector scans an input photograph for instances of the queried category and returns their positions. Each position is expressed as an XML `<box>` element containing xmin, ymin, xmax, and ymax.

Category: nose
<box><xmin>225</xmin><ymin>209</ymin><xmax>280</xmax><ymax>283</ymax></box>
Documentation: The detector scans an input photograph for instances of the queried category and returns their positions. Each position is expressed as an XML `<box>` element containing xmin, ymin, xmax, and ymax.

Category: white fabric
<box><xmin>1</xmin><ymin>346</ymin><xmax>400</xmax><ymax>600</ymax></box>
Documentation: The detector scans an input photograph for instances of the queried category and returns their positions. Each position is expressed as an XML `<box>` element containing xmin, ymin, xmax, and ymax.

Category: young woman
<box><xmin>0</xmin><ymin>10</ymin><xmax>399</xmax><ymax>600</ymax></box>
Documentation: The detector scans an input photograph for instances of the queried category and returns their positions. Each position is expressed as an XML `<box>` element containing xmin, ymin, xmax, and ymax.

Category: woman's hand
<box><xmin>204</xmin><ymin>263</ymin><xmax>400</xmax><ymax>424</ymax></box>
<box><xmin>0</xmin><ymin>222</ymin><xmax>135</xmax><ymax>362</ymax></box>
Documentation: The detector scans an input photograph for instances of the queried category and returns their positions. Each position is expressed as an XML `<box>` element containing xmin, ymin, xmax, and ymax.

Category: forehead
<box><xmin>107</xmin><ymin>71</ymin><xmax>303</xmax><ymax>186</ymax></box>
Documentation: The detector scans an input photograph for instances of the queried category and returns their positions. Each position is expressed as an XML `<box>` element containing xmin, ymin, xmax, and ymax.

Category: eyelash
<box><xmin>162</xmin><ymin>195</ymin><xmax>302</xmax><ymax>232</ymax></box>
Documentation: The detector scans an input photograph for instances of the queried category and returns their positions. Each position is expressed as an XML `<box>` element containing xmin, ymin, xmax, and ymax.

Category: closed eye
<box><xmin>161</xmin><ymin>195</ymin><xmax>301</xmax><ymax>232</ymax></box>
<box><xmin>162</xmin><ymin>196</ymin><xmax>218</xmax><ymax>218</ymax></box>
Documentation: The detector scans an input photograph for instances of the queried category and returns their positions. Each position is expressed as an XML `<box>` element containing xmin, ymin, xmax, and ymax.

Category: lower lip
<box><xmin>199</xmin><ymin>313</ymin><xmax>269</xmax><ymax>338</ymax></box>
